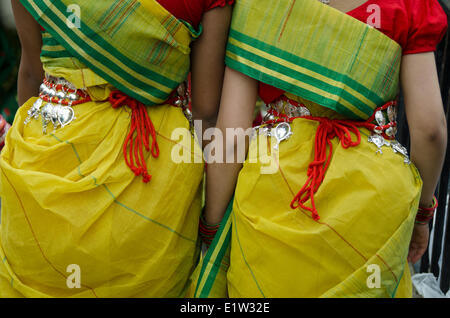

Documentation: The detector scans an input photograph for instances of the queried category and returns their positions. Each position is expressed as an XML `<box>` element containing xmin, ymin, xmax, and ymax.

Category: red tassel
<box><xmin>108</xmin><ymin>91</ymin><xmax>159</xmax><ymax>183</ymax></box>
<box><xmin>290</xmin><ymin>117</ymin><xmax>369</xmax><ymax>221</ymax></box>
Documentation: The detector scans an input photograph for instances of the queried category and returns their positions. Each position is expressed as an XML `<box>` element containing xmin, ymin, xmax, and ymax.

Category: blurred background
<box><xmin>0</xmin><ymin>0</ymin><xmax>20</xmax><ymax>123</ymax></box>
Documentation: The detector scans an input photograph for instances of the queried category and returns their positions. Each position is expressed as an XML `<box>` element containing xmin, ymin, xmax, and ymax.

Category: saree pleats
<box><xmin>194</xmin><ymin>109</ymin><xmax>421</xmax><ymax>298</ymax></box>
<box><xmin>227</xmin><ymin>108</ymin><xmax>421</xmax><ymax>298</ymax></box>
<box><xmin>0</xmin><ymin>93</ymin><xmax>203</xmax><ymax>297</ymax></box>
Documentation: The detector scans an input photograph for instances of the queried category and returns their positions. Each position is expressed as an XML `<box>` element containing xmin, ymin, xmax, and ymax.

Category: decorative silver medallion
<box><xmin>263</xmin><ymin>112</ymin><xmax>275</xmax><ymax>122</ymax></box>
<box><xmin>41</xmin><ymin>103</ymin><xmax>54</xmax><ymax>134</ymax></box>
<box><xmin>298</xmin><ymin>106</ymin><xmax>311</xmax><ymax>117</ymax></box>
<box><xmin>391</xmin><ymin>141</ymin><xmax>411</xmax><ymax>164</ymax></box>
<box><xmin>368</xmin><ymin>134</ymin><xmax>390</xmax><ymax>154</ymax></box>
<box><xmin>50</xmin><ymin>106</ymin><xmax>61</xmax><ymax>130</ymax></box>
<box><xmin>375</xmin><ymin>110</ymin><xmax>386</xmax><ymax>126</ymax></box>
<box><xmin>385</xmin><ymin>126</ymin><xmax>397</xmax><ymax>137</ymax></box>
<box><xmin>273</xmin><ymin>122</ymin><xmax>293</xmax><ymax>150</ymax></box>
<box><xmin>24</xmin><ymin>98</ymin><xmax>44</xmax><ymax>125</ymax></box>
<box><xmin>26</xmin><ymin>76</ymin><xmax>83</xmax><ymax>133</ymax></box>
<box><xmin>387</xmin><ymin>105</ymin><xmax>397</xmax><ymax>122</ymax></box>
<box><xmin>58</xmin><ymin>106</ymin><xmax>76</xmax><ymax>128</ymax></box>
<box><xmin>368</xmin><ymin>134</ymin><xmax>411</xmax><ymax>164</ymax></box>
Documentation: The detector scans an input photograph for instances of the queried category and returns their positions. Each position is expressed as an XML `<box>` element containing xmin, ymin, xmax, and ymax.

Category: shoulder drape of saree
<box><xmin>20</xmin><ymin>0</ymin><xmax>201</xmax><ymax>104</ymax></box>
<box><xmin>225</xmin><ymin>0</ymin><xmax>402</xmax><ymax>120</ymax></box>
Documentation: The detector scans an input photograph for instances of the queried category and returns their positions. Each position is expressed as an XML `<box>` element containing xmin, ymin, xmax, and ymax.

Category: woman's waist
<box><xmin>25</xmin><ymin>74</ymin><xmax>192</xmax><ymax>134</ymax></box>
<box><xmin>253</xmin><ymin>93</ymin><xmax>411</xmax><ymax>221</ymax></box>
<box><xmin>260</xmin><ymin>93</ymin><xmax>400</xmax><ymax>138</ymax></box>
<box><xmin>254</xmin><ymin>93</ymin><xmax>410</xmax><ymax>165</ymax></box>
<box><xmin>41</xmin><ymin>56</ymin><xmax>109</xmax><ymax>90</ymax></box>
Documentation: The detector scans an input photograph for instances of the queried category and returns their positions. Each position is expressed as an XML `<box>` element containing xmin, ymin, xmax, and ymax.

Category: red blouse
<box><xmin>39</xmin><ymin>0</ymin><xmax>234</xmax><ymax>31</ymax></box>
<box><xmin>259</xmin><ymin>0</ymin><xmax>448</xmax><ymax>104</ymax></box>
<box><xmin>157</xmin><ymin>0</ymin><xmax>235</xmax><ymax>28</ymax></box>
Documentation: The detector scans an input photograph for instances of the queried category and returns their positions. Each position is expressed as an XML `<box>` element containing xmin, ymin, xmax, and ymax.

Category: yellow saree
<box><xmin>0</xmin><ymin>0</ymin><xmax>203</xmax><ymax>297</ymax></box>
<box><xmin>193</xmin><ymin>0</ymin><xmax>422</xmax><ymax>298</ymax></box>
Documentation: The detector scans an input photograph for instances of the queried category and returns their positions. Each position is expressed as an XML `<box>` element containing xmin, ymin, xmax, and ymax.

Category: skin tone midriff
<box><xmin>327</xmin><ymin>0</ymin><xmax>371</xmax><ymax>13</ymax></box>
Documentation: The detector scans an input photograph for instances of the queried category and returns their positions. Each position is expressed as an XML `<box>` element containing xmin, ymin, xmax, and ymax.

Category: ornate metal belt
<box><xmin>25</xmin><ymin>75</ymin><xmax>193</xmax><ymax>134</ymax></box>
<box><xmin>24</xmin><ymin>75</ymin><xmax>90</xmax><ymax>134</ymax></box>
<box><xmin>253</xmin><ymin>95</ymin><xmax>411</xmax><ymax>164</ymax></box>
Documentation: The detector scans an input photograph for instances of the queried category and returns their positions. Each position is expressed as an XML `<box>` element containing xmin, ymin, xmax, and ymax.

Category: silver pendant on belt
<box><xmin>368</xmin><ymin>134</ymin><xmax>411</xmax><ymax>164</ymax></box>
<box><xmin>391</xmin><ymin>141</ymin><xmax>411</xmax><ymax>164</ymax></box>
<box><xmin>28</xmin><ymin>102</ymin><xmax>76</xmax><ymax>134</ymax></box>
<box><xmin>25</xmin><ymin>81</ymin><xmax>78</xmax><ymax>133</ymax></box>
<box><xmin>254</xmin><ymin>122</ymin><xmax>293</xmax><ymax>151</ymax></box>
<box><xmin>40</xmin><ymin>103</ymin><xmax>53</xmax><ymax>134</ymax></box>
<box><xmin>368</xmin><ymin>134</ymin><xmax>390</xmax><ymax>154</ymax></box>
<box><xmin>273</xmin><ymin>122</ymin><xmax>293</xmax><ymax>150</ymax></box>
<box><xmin>175</xmin><ymin>82</ymin><xmax>194</xmax><ymax>132</ymax></box>
<box><xmin>24</xmin><ymin>98</ymin><xmax>44</xmax><ymax>125</ymax></box>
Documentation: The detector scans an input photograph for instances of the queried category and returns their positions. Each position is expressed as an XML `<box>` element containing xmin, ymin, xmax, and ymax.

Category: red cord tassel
<box><xmin>109</xmin><ymin>91</ymin><xmax>159</xmax><ymax>183</ymax></box>
<box><xmin>290</xmin><ymin>117</ymin><xmax>373</xmax><ymax>221</ymax></box>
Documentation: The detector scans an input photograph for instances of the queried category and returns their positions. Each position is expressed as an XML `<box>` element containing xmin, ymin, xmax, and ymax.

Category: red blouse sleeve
<box><xmin>156</xmin><ymin>0</ymin><xmax>234</xmax><ymax>29</ymax></box>
<box><xmin>404</xmin><ymin>0</ymin><xmax>448</xmax><ymax>55</ymax></box>
<box><xmin>205</xmin><ymin>0</ymin><xmax>235</xmax><ymax>12</ymax></box>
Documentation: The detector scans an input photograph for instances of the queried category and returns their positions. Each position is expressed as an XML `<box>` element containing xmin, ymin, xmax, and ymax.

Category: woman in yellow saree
<box><xmin>0</xmin><ymin>0</ymin><xmax>232</xmax><ymax>297</ymax></box>
<box><xmin>194</xmin><ymin>0</ymin><xmax>448</xmax><ymax>297</ymax></box>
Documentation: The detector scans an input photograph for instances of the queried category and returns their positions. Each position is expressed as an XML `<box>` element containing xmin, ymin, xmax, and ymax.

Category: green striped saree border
<box><xmin>225</xmin><ymin>0</ymin><xmax>402</xmax><ymax>120</ymax></box>
<box><xmin>227</xmin><ymin>29</ymin><xmax>380</xmax><ymax>118</ymax></box>
<box><xmin>194</xmin><ymin>198</ymin><xmax>234</xmax><ymax>298</ymax></box>
<box><xmin>41</xmin><ymin>31</ymin><xmax>72</xmax><ymax>58</ymax></box>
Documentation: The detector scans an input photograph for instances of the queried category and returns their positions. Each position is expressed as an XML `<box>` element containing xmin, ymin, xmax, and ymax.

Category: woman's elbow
<box><xmin>192</xmin><ymin>107</ymin><xmax>218</xmax><ymax>129</ymax></box>
<box><xmin>18</xmin><ymin>58</ymin><xmax>43</xmax><ymax>84</ymax></box>
<box><xmin>414</xmin><ymin>117</ymin><xmax>447</xmax><ymax>148</ymax></box>
<box><xmin>17</xmin><ymin>57</ymin><xmax>44</xmax><ymax>104</ymax></box>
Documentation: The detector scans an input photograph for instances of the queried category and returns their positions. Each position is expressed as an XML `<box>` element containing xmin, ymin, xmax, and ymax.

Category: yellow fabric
<box><xmin>40</xmin><ymin>56</ymin><xmax>109</xmax><ymax>90</ymax></box>
<box><xmin>40</xmin><ymin>56</ymin><xmax>116</xmax><ymax>103</ymax></box>
<box><xmin>227</xmin><ymin>101</ymin><xmax>422</xmax><ymax>298</ymax></box>
<box><xmin>1</xmin><ymin>1</ymin><xmax>204</xmax><ymax>298</ymax></box>
<box><xmin>0</xmin><ymin>87</ymin><xmax>204</xmax><ymax>297</ymax></box>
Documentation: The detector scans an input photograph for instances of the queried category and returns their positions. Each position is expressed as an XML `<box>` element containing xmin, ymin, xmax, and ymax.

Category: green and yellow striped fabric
<box><xmin>225</xmin><ymin>0</ymin><xmax>402</xmax><ymax>120</ymax></box>
<box><xmin>22</xmin><ymin>0</ymin><xmax>201</xmax><ymax>105</ymax></box>
<box><xmin>193</xmin><ymin>199</ymin><xmax>233</xmax><ymax>298</ymax></box>
<box><xmin>41</xmin><ymin>30</ymin><xmax>71</xmax><ymax>59</ymax></box>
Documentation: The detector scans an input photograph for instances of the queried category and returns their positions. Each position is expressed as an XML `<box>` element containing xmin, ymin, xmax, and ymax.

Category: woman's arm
<box><xmin>400</xmin><ymin>52</ymin><xmax>448</xmax><ymax>264</ymax></box>
<box><xmin>204</xmin><ymin>67</ymin><xmax>258</xmax><ymax>224</ymax></box>
<box><xmin>190</xmin><ymin>5</ymin><xmax>232</xmax><ymax>148</ymax></box>
<box><xmin>11</xmin><ymin>0</ymin><xmax>44</xmax><ymax>105</ymax></box>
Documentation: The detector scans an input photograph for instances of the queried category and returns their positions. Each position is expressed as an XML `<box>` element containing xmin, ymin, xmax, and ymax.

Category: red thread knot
<box><xmin>290</xmin><ymin>117</ymin><xmax>366</xmax><ymax>221</ymax></box>
<box><xmin>108</xmin><ymin>90</ymin><xmax>159</xmax><ymax>183</ymax></box>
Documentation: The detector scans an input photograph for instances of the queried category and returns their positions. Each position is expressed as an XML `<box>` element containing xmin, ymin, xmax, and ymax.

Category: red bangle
<box><xmin>199</xmin><ymin>215</ymin><xmax>220</xmax><ymax>246</ymax></box>
<box><xmin>415</xmin><ymin>196</ymin><xmax>438</xmax><ymax>225</ymax></box>
<box><xmin>418</xmin><ymin>196</ymin><xmax>438</xmax><ymax>212</ymax></box>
